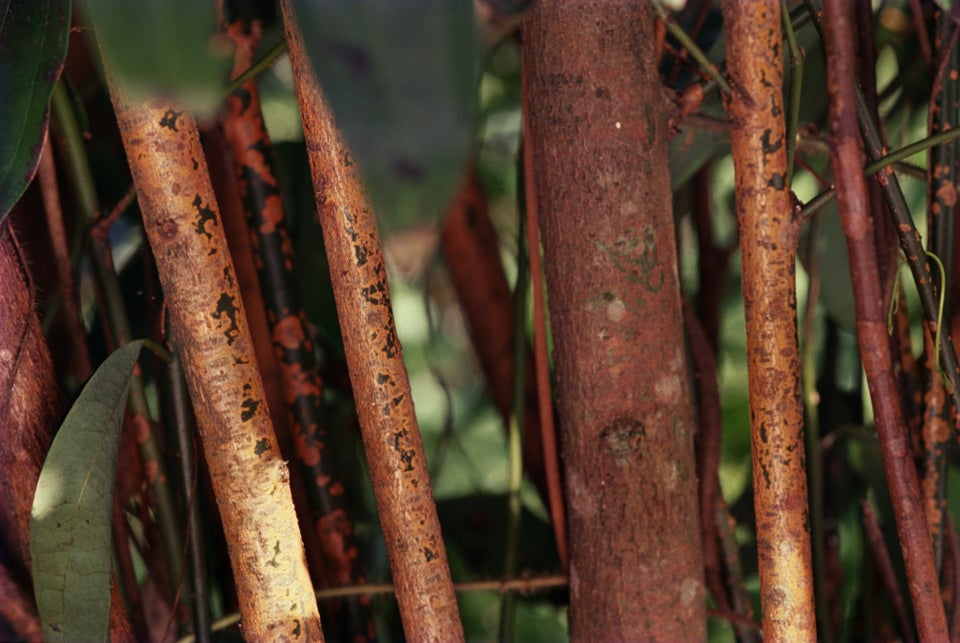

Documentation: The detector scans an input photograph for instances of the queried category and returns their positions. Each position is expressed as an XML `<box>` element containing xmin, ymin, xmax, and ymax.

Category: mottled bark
<box><xmin>219</xmin><ymin>18</ymin><xmax>375</xmax><ymax>641</ymax></box>
<box><xmin>281</xmin><ymin>2</ymin><xmax>463</xmax><ymax>641</ymax></box>
<box><xmin>107</xmin><ymin>88</ymin><xmax>322</xmax><ymax>640</ymax></box>
<box><xmin>523</xmin><ymin>2</ymin><xmax>705</xmax><ymax>639</ymax></box>
<box><xmin>721</xmin><ymin>1</ymin><xmax>816</xmax><ymax>639</ymax></box>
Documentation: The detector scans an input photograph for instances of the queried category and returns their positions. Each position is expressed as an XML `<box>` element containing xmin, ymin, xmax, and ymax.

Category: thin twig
<box><xmin>651</xmin><ymin>0</ymin><xmax>731</xmax><ymax>94</ymax></box>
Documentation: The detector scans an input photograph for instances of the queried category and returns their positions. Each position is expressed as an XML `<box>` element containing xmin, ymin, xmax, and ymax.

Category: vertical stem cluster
<box><xmin>721</xmin><ymin>1</ymin><xmax>816</xmax><ymax>639</ymax></box>
<box><xmin>220</xmin><ymin>16</ymin><xmax>374</xmax><ymax>640</ymax></box>
<box><xmin>281</xmin><ymin>2</ymin><xmax>463</xmax><ymax>640</ymax></box>
<box><xmin>107</xmin><ymin>87</ymin><xmax>322</xmax><ymax>639</ymax></box>
<box><xmin>823</xmin><ymin>0</ymin><xmax>948</xmax><ymax>638</ymax></box>
<box><xmin>524</xmin><ymin>1</ymin><xmax>705</xmax><ymax>639</ymax></box>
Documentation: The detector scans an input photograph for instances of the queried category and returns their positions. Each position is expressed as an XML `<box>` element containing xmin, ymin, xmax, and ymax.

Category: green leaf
<box><xmin>289</xmin><ymin>0</ymin><xmax>479</xmax><ymax>233</ymax></box>
<box><xmin>83</xmin><ymin>0</ymin><xmax>232</xmax><ymax>118</ymax></box>
<box><xmin>0</xmin><ymin>0</ymin><xmax>71</xmax><ymax>220</ymax></box>
<box><xmin>30</xmin><ymin>340</ymin><xmax>145</xmax><ymax>642</ymax></box>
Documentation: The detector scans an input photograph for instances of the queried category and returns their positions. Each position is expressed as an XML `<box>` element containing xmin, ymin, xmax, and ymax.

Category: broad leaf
<box><xmin>0</xmin><ymin>0</ymin><xmax>71</xmax><ymax>220</ymax></box>
<box><xmin>83</xmin><ymin>0</ymin><xmax>232</xmax><ymax>118</ymax></box>
<box><xmin>289</xmin><ymin>0</ymin><xmax>479</xmax><ymax>233</ymax></box>
<box><xmin>30</xmin><ymin>340</ymin><xmax>145</xmax><ymax>642</ymax></box>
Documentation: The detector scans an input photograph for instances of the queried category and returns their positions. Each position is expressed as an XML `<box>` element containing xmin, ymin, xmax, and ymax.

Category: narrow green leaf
<box><xmin>30</xmin><ymin>340</ymin><xmax>145</xmax><ymax>642</ymax></box>
<box><xmin>289</xmin><ymin>0</ymin><xmax>479</xmax><ymax>232</ymax></box>
<box><xmin>83</xmin><ymin>0</ymin><xmax>232</xmax><ymax>118</ymax></box>
<box><xmin>0</xmin><ymin>0</ymin><xmax>71</xmax><ymax>220</ymax></box>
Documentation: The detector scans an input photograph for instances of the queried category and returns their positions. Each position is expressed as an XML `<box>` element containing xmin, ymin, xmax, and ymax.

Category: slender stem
<box><xmin>799</xmin><ymin>207</ymin><xmax>830</xmax><ymax>643</ymax></box>
<box><xmin>499</xmin><ymin>146</ymin><xmax>530</xmax><ymax>642</ymax></box>
<box><xmin>863</xmin><ymin>127</ymin><xmax>960</xmax><ymax>175</ymax></box>
<box><xmin>164</xmin><ymin>327</ymin><xmax>211</xmax><ymax>643</ymax></box>
<box><xmin>782</xmin><ymin>0</ymin><xmax>804</xmax><ymax>189</ymax></box>
<box><xmin>522</xmin><ymin>63</ymin><xmax>568</xmax><ymax>571</ymax></box>
<box><xmin>823</xmin><ymin>0</ymin><xmax>947</xmax><ymax>635</ymax></box>
<box><xmin>51</xmin><ymin>77</ymin><xmax>188</xmax><ymax>631</ymax></box>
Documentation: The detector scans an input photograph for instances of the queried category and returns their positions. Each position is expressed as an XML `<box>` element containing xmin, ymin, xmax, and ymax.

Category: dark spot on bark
<box><xmin>241</xmin><ymin>383</ymin><xmax>260</xmax><ymax>421</ymax></box>
<box><xmin>393</xmin><ymin>395</ymin><xmax>404</xmax><ymax>406</ymax></box>
<box><xmin>599</xmin><ymin>417</ymin><xmax>644</xmax><ymax>459</ymax></box>
<box><xmin>292</xmin><ymin>620</ymin><xmax>301</xmax><ymax>638</ymax></box>
<box><xmin>159</xmin><ymin>109</ymin><xmax>182</xmax><ymax>130</ymax></box>
<box><xmin>361</xmin><ymin>279</ymin><xmax>387</xmax><ymax>305</ymax></box>
<box><xmin>254</xmin><ymin>437</ymin><xmax>271</xmax><ymax>455</ymax></box>
<box><xmin>759</xmin><ymin>422</ymin><xmax>768</xmax><ymax>443</ymax></box>
<box><xmin>192</xmin><ymin>194</ymin><xmax>218</xmax><ymax>241</ymax></box>
<box><xmin>381</xmin><ymin>323</ymin><xmax>399</xmax><ymax>358</ymax></box>
<box><xmin>399</xmin><ymin>447</ymin><xmax>415</xmax><ymax>471</ymax></box>
<box><xmin>760</xmin><ymin>129</ymin><xmax>782</xmax><ymax>155</ymax></box>
<box><xmin>212</xmin><ymin>292</ymin><xmax>241</xmax><ymax>345</ymax></box>
<box><xmin>393</xmin><ymin>429</ymin><xmax>415</xmax><ymax>471</ymax></box>
<box><xmin>234</xmin><ymin>86</ymin><xmax>252</xmax><ymax>113</ymax></box>
<box><xmin>191</xmin><ymin>157</ymin><xmax>199</xmax><ymax>171</ymax></box>
<box><xmin>769</xmin><ymin>173</ymin><xmax>785</xmax><ymax>189</ymax></box>
<box><xmin>424</xmin><ymin>547</ymin><xmax>438</xmax><ymax>562</ymax></box>
<box><xmin>241</xmin><ymin>396</ymin><xmax>260</xmax><ymax>421</ymax></box>
<box><xmin>354</xmin><ymin>242</ymin><xmax>368</xmax><ymax>267</ymax></box>
<box><xmin>240</xmin><ymin>157</ymin><xmax>281</xmax><ymax>221</ymax></box>
<box><xmin>377</xmin><ymin>373</ymin><xmax>390</xmax><ymax>384</ymax></box>
<box><xmin>594</xmin><ymin>86</ymin><xmax>611</xmax><ymax>99</ymax></box>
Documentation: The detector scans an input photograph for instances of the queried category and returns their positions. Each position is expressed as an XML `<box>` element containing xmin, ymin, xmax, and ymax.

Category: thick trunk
<box><xmin>523</xmin><ymin>2</ymin><xmax>705</xmax><ymax>639</ymax></box>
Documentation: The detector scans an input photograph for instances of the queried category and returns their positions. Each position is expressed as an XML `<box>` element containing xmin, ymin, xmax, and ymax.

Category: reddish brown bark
<box><xmin>0</xmin><ymin>223</ymin><xmax>60</xmax><ymax>567</ymax></box>
<box><xmin>721</xmin><ymin>1</ymin><xmax>816</xmax><ymax>639</ymax></box>
<box><xmin>37</xmin><ymin>138</ymin><xmax>92</xmax><ymax>381</ymax></box>
<box><xmin>824</xmin><ymin>0</ymin><xmax>948</xmax><ymax>638</ymax></box>
<box><xmin>106</xmin><ymin>86</ymin><xmax>322</xmax><ymax>639</ymax></box>
<box><xmin>281</xmin><ymin>2</ymin><xmax>463</xmax><ymax>640</ymax></box>
<box><xmin>440</xmin><ymin>173</ymin><xmax>546</xmax><ymax>494</ymax></box>
<box><xmin>523</xmin><ymin>2</ymin><xmax>705</xmax><ymax>639</ymax></box>
<box><xmin>0</xmin><ymin>559</ymin><xmax>41</xmax><ymax>641</ymax></box>
<box><xmin>0</xmin><ymin>221</ymin><xmax>135</xmax><ymax>642</ymax></box>
<box><xmin>684</xmin><ymin>304</ymin><xmax>727</xmax><ymax>613</ymax></box>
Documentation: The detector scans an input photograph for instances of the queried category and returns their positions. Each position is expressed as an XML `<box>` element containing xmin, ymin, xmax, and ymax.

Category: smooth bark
<box><xmin>824</xmin><ymin>0</ymin><xmax>948</xmax><ymax>638</ymax></box>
